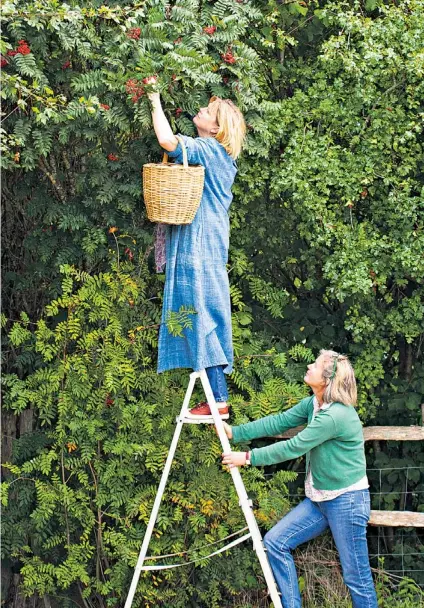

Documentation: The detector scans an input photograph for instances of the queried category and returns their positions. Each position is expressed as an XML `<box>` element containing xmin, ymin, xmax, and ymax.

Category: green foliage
<box><xmin>374</xmin><ymin>563</ymin><xmax>424</xmax><ymax>607</ymax></box>
<box><xmin>2</xmin><ymin>0</ymin><xmax>424</xmax><ymax>605</ymax></box>
<box><xmin>165</xmin><ymin>306</ymin><xmax>197</xmax><ymax>337</ymax></box>
<box><xmin>234</xmin><ymin>0</ymin><xmax>424</xmax><ymax>420</ymax></box>
<box><xmin>2</xmin><ymin>262</ymin><xmax>304</xmax><ymax>607</ymax></box>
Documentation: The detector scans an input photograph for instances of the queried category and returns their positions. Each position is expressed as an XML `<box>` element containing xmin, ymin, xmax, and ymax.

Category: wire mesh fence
<box><xmin>264</xmin><ymin>464</ymin><xmax>424</xmax><ymax>586</ymax></box>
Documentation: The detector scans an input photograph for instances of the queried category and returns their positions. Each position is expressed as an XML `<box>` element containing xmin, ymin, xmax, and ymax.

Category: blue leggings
<box><xmin>206</xmin><ymin>365</ymin><xmax>228</xmax><ymax>403</ymax></box>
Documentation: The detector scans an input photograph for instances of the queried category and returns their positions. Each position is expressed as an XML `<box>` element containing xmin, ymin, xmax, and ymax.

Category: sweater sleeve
<box><xmin>250</xmin><ymin>409</ymin><xmax>338</xmax><ymax>467</ymax></box>
<box><xmin>232</xmin><ymin>397</ymin><xmax>312</xmax><ymax>444</ymax></box>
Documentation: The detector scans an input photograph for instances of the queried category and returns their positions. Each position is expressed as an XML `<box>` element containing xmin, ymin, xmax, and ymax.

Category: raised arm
<box><xmin>146</xmin><ymin>79</ymin><xmax>178</xmax><ymax>151</ymax></box>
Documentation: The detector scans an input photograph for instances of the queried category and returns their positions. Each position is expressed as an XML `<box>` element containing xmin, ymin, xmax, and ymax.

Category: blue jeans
<box><xmin>263</xmin><ymin>490</ymin><xmax>378</xmax><ymax>608</ymax></box>
<box><xmin>206</xmin><ymin>365</ymin><xmax>228</xmax><ymax>403</ymax></box>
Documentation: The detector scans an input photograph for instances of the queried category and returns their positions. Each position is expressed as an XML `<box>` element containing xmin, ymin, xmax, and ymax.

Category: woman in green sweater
<box><xmin>221</xmin><ymin>349</ymin><xmax>377</xmax><ymax>608</ymax></box>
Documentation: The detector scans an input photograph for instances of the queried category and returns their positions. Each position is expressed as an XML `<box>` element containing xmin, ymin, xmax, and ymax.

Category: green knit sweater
<box><xmin>232</xmin><ymin>395</ymin><xmax>366</xmax><ymax>491</ymax></box>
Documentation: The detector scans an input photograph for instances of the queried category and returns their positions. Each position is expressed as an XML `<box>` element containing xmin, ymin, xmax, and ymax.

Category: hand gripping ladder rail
<box><xmin>124</xmin><ymin>370</ymin><xmax>283</xmax><ymax>608</ymax></box>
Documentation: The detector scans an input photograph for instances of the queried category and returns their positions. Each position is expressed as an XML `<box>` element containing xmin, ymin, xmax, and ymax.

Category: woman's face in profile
<box><xmin>304</xmin><ymin>355</ymin><xmax>326</xmax><ymax>390</ymax></box>
<box><xmin>193</xmin><ymin>104</ymin><xmax>219</xmax><ymax>135</ymax></box>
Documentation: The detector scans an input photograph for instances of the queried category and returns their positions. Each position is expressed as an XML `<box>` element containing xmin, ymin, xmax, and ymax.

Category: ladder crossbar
<box><xmin>141</xmin><ymin>533</ymin><xmax>253</xmax><ymax>571</ymax></box>
<box><xmin>143</xmin><ymin>526</ymin><xmax>249</xmax><ymax>560</ymax></box>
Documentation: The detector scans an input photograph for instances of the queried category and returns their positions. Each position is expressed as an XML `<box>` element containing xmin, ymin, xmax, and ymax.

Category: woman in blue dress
<box><xmin>148</xmin><ymin>84</ymin><xmax>246</xmax><ymax>420</ymax></box>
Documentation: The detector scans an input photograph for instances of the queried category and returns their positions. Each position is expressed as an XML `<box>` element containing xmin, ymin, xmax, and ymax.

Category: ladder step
<box><xmin>176</xmin><ymin>415</ymin><xmax>229</xmax><ymax>425</ymax></box>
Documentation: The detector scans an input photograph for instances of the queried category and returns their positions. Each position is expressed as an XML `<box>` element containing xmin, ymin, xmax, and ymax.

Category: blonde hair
<box><xmin>320</xmin><ymin>349</ymin><xmax>357</xmax><ymax>406</ymax></box>
<box><xmin>208</xmin><ymin>96</ymin><xmax>246</xmax><ymax>160</ymax></box>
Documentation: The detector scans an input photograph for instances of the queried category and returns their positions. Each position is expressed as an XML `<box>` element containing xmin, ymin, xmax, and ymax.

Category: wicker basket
<box><xmin>143</xmin><ymin>136</ymin><xmax>205</xmax><ymax>224</ymax></box>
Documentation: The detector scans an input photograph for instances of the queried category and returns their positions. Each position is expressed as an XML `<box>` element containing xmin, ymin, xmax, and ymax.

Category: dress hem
<box><xmin>157</xmin><ymin>361</ymin><xmax>233</xmax><ymax>375</ymax></box>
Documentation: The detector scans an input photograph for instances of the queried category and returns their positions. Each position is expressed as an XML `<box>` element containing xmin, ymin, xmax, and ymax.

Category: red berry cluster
<box><xmin>222</xmin><ymin>50</ymin><xmax>236</xmax><ymax>64</ymax></box>
<box><xmin>100</xmin><ymin>103</ymin><xmax>110</xmax><ymax>110</ymax></box>
<box><xmin>17</xmin><ymin>40</ymin><xmax>31</xmax><ymax>55</ymax></box>
<box><xmin>107</xmin><ymin>153</ymin><xmax>119</xmax><ymax>161</ymax></box>
<box><xmin>124</xmin><ymin>247</ymin><xmax>134</xmax><ymax>260</ymax></box>
<box><xmin>175</xmin><ymin>107</ymin><xmax>183</xmax><ymax>117</ymax></box>
<box><xmin>62</xmin><ymin>60</ymin><xmax>71</xmax><ymax>70</ymax></box>
<box><xmin>125</xmin><ymin>78</ymin><xmax>145</xmax><ymax>103</ymax></box>
<box><xmin>203</xmin><ymin>26</ymin><xmax>216</xmax><ymax>35</ymax></box>
<box><xmin>174</xmin><ymin>37</ymin><xmax>182</xmax><ymax>45</ymax></box>
<box><xmin>1</xmin><ymin>57</ymin><xmax>8</xmax><ymax>68</ymax></box>
<box><xmin>127</xmin><ymin>27</ymin><xmax>141</xmax><ymax>40</ymax></box>
<box><xmin>7</xmin><ymin>40</ymin><xmax>31</xmax><ymax>56</ymax></box>
<box><xmin>222</xmin><ymin>76</ymin><xmax>229</xmax><ymax>84</ymax></box>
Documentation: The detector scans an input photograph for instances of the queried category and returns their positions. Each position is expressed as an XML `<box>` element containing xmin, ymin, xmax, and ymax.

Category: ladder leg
<box><xmin>199</xmin><ymin>370</ymin><xmax>283</xmax><ymax>608</ymax></box>
<box><xmin>124</xmin><ymin>374</ymin><xmax>198</xmax><ymax>608</ymax></box>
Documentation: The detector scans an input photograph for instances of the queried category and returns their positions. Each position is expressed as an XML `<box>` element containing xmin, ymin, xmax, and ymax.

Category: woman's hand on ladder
<box><xmin>214</xmin><ymin>421</ymin><xmax>233</xmax><ymax>440</ymax></box>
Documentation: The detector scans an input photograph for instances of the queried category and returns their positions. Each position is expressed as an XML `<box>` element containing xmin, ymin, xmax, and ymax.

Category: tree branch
<box><xmin>38</xmin><ymin>157</ymin><xmax>67</xmax><ymax>204</ymax></box>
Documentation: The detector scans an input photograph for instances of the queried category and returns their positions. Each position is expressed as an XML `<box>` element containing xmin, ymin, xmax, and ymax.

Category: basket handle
<box><xmin>162</xmin><ymin>135</ymin><xmax>188</xmax><ymax>168</ymax></box>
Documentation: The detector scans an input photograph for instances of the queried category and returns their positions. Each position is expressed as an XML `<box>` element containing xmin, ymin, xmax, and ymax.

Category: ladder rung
<box><xmin>140</xmin><ymin>532</ymin><xmax>253</xmax><ymax>571</ymax></box>
<box><xmin>176</xmin><ymin>415</ymin><xmax>218</xmax><ymax>425</ymax></box>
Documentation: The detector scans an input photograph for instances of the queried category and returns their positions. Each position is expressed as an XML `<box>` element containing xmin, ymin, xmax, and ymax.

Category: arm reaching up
<box><xmin>146</xmin><ymin>77</ymin><xmax>178</xmax><ymax>152</ymax></box>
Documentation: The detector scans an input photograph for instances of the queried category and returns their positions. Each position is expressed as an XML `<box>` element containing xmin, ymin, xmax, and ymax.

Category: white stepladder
<box><xmin>124</xmin><ymin>370</ymin><xmax>283</xmax><ymax>608</ymax></box>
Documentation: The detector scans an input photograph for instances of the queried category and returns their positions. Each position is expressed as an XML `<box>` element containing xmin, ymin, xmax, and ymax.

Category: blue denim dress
<box><xmin>157</xmin><ymin>135</ymin><xmax>237</xmax><ymax>374</ymax></box>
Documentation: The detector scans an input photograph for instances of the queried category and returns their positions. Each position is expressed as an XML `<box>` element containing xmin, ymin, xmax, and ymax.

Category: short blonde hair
<box><xmin>208</xmin><ymin>96</ymin><xmax>246</xmax><ymax>160</ymax></box>
<box><xmin>320</xmin><ymin>349</ymin><xmax>357</xmax><ymax>406</ymax></box>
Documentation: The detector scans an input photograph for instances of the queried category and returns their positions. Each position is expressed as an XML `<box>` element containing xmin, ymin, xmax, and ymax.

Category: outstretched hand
<box><xmin>144</xmin><ymin>75</ymin><xmax>159</xmax><ymax>102</ymax></box>
<box><xmin>213</xmin><ymin>420</ymin><xmax>233</xmax><ymax>443</ymax></box>
<box><xmin>222</xmin><ymin>452</ymin><xmax>247</xmax><ymax>469</ymax></box>
<box><xmin>144</xmin><ymin>75</ymin><xmax>157</xmax><ymax>86</ymax></box>
<box><xmin>216</xmin><ymin>421</ymin><xmax>233</xmax><ymax>439</ymax></box>
<box><xmin>214</xmin><ymin>422</ymin><xmax>246</xmax><ymax>468</ymax></box>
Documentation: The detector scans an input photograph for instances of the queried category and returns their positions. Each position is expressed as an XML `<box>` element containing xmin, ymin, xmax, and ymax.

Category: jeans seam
<box><xmin>351</xmin><ymin>493</ymin><xmax>373</xmax><ymax>608</ymax></box>
<box><xmin>217</xmin><ymin>367</ymin><xmax>228</xmax><ymax>401</ymax></box>
<box><xmin>363</xmin><ymin>489</ymin><xmax>370</xmax><ymax>512</ymax></box>
<box><xmin>280</xmin><ymin>549</ymin><xmax>297</xmax><ymax>608</ymax></box>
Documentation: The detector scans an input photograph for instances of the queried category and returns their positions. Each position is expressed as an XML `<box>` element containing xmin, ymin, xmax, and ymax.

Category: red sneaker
<box><xmin>185</xmin><ymin>401</ymin><xmax>229</xmax><ymax>420</ymax></box>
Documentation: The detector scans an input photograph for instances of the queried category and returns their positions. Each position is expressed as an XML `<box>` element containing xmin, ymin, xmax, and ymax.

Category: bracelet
<box><xmin>245</xmin><ymin>451</ymin><xmax>251</xmax><ymax>466</ymax></box>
